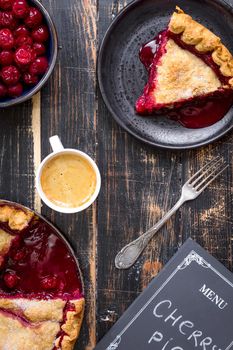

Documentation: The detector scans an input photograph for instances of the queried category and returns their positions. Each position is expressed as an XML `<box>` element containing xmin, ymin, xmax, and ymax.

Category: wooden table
<box><xmin>0</xmin><ymin>0</ymin><xmax>233</xmax><ymax>349</ymax></box>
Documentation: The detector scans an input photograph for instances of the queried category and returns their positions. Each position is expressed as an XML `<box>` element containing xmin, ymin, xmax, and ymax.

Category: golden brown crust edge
<box><xmin>0</xmin><ymin>204</ymin><xmax>34</xmax><ymax>231</ymax></box>
<box><xmin>169</xmin><ymin>6</ymin><xmax>233</xmax><ymax>86</ymax></box>
<box><xmin>55</xmin><ymin>298</ymin><xmax>85</xmax><ymax>350</ymax></box>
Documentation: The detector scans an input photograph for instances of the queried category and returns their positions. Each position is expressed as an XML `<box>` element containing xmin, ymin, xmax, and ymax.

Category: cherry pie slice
<box><xmin>136</xmin><ymin>7</ymin><xmax>233</xmax><ymax>124</ymax></box>
<box><xmin>0</xmin><ymin>201</ymin><xmax>84</xmax><ymax>350</ymax></box>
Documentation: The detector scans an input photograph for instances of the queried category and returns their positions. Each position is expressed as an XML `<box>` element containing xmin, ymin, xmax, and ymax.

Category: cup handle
<box><xmin>49</xmin><ymin>135</ymin><xmax>64</xmax><ymax>152</ymax></box>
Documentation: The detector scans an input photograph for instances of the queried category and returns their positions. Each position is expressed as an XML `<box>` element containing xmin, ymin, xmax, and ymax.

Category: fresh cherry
<box><xmin>0</xmin><ymin>11</ymin><xmax>17</xmax><ymax>29</ymax></box>
<box><xmin>41</xmin><ymin>276</ymin><xmax>58</xmax><ymax>290</ymax></box>
<box><xmin>23</xmin><ymin>71</ymin><xmax>38</xmax><ymax>85</ymax></box>
<box><xmin>4</xmin><ymin>271</ymin><xmax>19</xmax><ymax>288</ymax></box>
<box><xmin>0</xmin><ymin>50</ymin><xmax>13</xmax><ymax>65</ymax></box>
<box><xmin>12</xmin><ymin>0</ymin><xmax>28</xmax><ymax>18</ymax></box>
<box><xmin>15</xmin><ymin>33</ymin><xmax>32</xmax><ymax>47</ymax></box>
<box><xmin>0</xmin><ymin>0</ymin><xmax>13</xmax><ymax>10</ymax></box>
<box><xmin>14</xmin><ymin>24</ymin><xmax>28</xmax><ymax>37</ymax></box>
<box><xmin>29</xmin><ymin>56</ymin><xmax>48</xmax><ymax>75</ymax></box>
<box><xmin>15</xmin><ymin>45</ymin><xmax>34</xmax><ymax>65</ymax></box>
<box><xmin>8</xmin><ymin>82</ymin><xmax>23</xmax><ymax>96</ymax></box>
<box><xmin>33</xmin><ymin>42</ymin><xmax>45</xmax><ymax>56</ymax></box>
<box><xmin>25</xmin><ymin>7</ymin><xmax>42</xmax><ymax>28</ymax></box>
<box><xmin>32</xmin><ymin>25</ymin><xmax>49</xmax><ymax>43</ymax></box>
<box><xmin>0</xmin><ymin>28</ymin><xmax>14</xmax><ymax>49</ymax></box>
<box><xmin>1</xmin><ymin>64</ymin><xmax>20</xmax><ymax>84</ymax></box>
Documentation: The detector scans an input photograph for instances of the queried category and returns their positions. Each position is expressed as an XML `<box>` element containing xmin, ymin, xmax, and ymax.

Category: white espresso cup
<box><xmin>36</xmin><ymin>135</ymin><xmax>101</xmax><ymax>213</ymax></box>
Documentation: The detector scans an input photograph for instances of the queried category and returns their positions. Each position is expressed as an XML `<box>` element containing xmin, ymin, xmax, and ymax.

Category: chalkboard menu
<box><xmin>95</xmin><ymin>239</ymin><xmax>233</xmax><ymax>350</ymax></box>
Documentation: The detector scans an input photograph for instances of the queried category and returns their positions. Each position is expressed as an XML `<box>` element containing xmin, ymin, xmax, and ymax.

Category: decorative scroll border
<box><xmin>106</xmin><ymin>250</ymin><xmax>233</xmax><ymax>350</ymax></box>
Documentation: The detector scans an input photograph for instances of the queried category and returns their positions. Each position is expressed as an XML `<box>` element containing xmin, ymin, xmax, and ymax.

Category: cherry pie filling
<box><xmin>0</xmin><ymin>203</ymin><xmax>84</xmax><ymax>348</ymax></box>
<box><xmin>137</xmin><ymin>29</ymin><xmax>233</xmax><ymax>128</ymax></box>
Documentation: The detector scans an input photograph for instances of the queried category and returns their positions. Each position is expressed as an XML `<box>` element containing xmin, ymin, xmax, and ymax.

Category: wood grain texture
<box><xmin>97</xmin><ymin>0</ymin><xmax>181</xmax><ymax>341</ymax></box>
<box><xmin>40</xmin><ymin>0</ymin><xmax>97</xmax><ymax>349</ymax></box>
<box><xmin>0</xmin><ymin>0</ymin><xmax>232</xmax><ymax>349</ymax></box>
<box><xmin>0</xmin><ymin>101</ymin><xmax>35</xmax><ymax>209</ymax></box>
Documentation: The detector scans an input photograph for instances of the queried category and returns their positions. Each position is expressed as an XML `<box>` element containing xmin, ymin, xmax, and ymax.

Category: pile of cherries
<box><xmin>0</xmin><ymin>0</ymin><xmax>49</xmax><ymax>99</ymax></box>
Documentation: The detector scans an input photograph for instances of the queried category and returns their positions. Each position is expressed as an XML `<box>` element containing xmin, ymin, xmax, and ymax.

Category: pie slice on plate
<box><xmin>0</xmin><ymin>202</ymin><xmax>84</xmax><ymax>350</ymax></box>
<box><xmin>136</xmin><ymin>7</ymin><xmax>233</xmax><ymax>122</ymax></box>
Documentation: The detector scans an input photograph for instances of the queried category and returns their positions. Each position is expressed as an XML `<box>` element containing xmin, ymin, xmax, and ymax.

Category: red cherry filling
<box><xmin>4</xmin><ymin>271</ymin><xmax>19</xmax><ymax>288</ymax></box>
<box><xmin>12</xmin><ymin>248</ymin><xmax>27</xmax><ymax>261</ymax></box>
<box><xmin>0</xmin><ymin>213</ymin><xmax>83</xmax><ymax>299</ymax></box>
<box><xmin>25</xmin><ymin>7</ymin><xmax>42</xmax><ymax>28</ymax></box>
<box><xmin>12</xmin><ymin>0</ymin><xmax>28</xmax><ymax>18</ymax></box>
<box><xmin>137</xmin><ymin>30</ymin><xmax>233</xmax><ymax>128</ymax></box>
<box><xmin>41</xmin><ymin>276</ymin><xmax>58</xmax><ymax>291</ymax></box>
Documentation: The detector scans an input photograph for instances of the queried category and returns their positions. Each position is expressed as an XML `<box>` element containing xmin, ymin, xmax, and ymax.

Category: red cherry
<box><xmin>12</xmin><ymin>0</ymin><xmax>28</xmax><ymax>18</ymax></box>
<box><xmin>14</xmin><ymin>24</ymin><xmax>28</xmax><ymax>37</ymax></box>
<box><xmin>1</xmin><ymin>65</ymin><xmax>20</xmax><ymax>84</ymax></box>
<box><xmin>0</xmin><ymin>82</ymin><xmax>7</xmax><ymax>97</ymax></box>
<box><xmin>33</xmin><ymin>42</ymin><xmax>45</xmax><ymax>56</ymax></box>
<box><xmin>0</xmin><ymin>28</ymin><xmax>14</xmax><ymax>49</ymax></box>
<box><xmin>25</xmin><ymin>7</ymin><xmax>42</xmax><ymax>28</ymax></box>
<box><xmin>8</xmin><ymin>82</ymin><xmax>23</xmax><ymax>97</ymax></box>
<box><xmin>15</xmin><ymin>45</ymin><xmax>34</xmax><ymax>65</ymax></box>
<box><xmin>32</xmin><ymin>25</ymin><xmax>49</xmax><ymax>43</ymax></box>
<box><xmin>12</xmin><ymin>249</ymin><xmax>26</xmax><ymax>261</ymax></box>
<box><xmin>15</xmin><ymin>34</ymin><xmax>32</xmax><ymax>47</ymax></box>
<box><xmin>41</xmin><ymin>276</ymin><xmax>58</xmax><ymax>290</ymax></box>
<box><xmin>0</xmin><ymin>50</ymin><xmax>13</xmax><ymax>65</ymax></box>
<box><xmin>0</xmin><ymin>11</ymin><xmax>18</xmax><ymax>29</ymax></box>
<box><xmin>23</xmin><ymin>71</ymin><xmax>38</xmax><ymax>85</ymax></box>
<box><xmin>0</xmin><ymin>0</ymin><xmax>13</xmax><ymax>10</ymax></box>
<box><xmin>4</xmin><ymin>271</ymin><xmax>19</xmax><ymax>288</ymax></box>
<box><xmin>29</xmin><ymin>56</ymin><xmax>48</xmax><ymax>75</ymax></box>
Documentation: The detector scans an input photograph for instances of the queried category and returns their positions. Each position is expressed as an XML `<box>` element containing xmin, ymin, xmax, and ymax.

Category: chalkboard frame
<box><xmin>95</xmin><ymin>239</ymin><xmax>233</xmax><ymax>350</ymax></box>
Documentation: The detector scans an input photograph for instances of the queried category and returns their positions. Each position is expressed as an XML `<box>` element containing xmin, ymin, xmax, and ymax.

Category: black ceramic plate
<box><xmin>98</xmin><ymin>0</ymin><xmax>233</xmax><ymax>149</ymax></box>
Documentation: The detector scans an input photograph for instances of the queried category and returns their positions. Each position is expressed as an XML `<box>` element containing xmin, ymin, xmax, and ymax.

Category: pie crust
<box><xmin>0</xmin><ymin>203</ymin><xmax>85</xmax><ymax>350</ymax></box>
<box><xmin>136</xmin><ymin>7</ymin><xmax>233</xmax><ymax>115</ymax></box>
<box><xmin>169</xmin><ymin>7</ymin><xmax>233</xmax><ymax>86</ymax></box>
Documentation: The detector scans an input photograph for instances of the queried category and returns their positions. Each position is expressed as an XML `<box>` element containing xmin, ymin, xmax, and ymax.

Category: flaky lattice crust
<box><xmin>169</xmin><ymin>7</ymin><xmax>233</xmax><ymax>86</ymax></box>
<box><xmin>55</xmin><ymin>298</ymin><xmax>85</xmax><ymax>350</ymax></box>
<box><xmin>0</xmin><ymin>297</ymin><xmax>85</xmax><ymax>350</ymax></box>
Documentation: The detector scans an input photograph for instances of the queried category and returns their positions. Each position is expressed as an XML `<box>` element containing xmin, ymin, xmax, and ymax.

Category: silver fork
<box><xmin>115</xmin><ymin>156</ymin><xmax>228</xmax><ymax>270</ymax></box>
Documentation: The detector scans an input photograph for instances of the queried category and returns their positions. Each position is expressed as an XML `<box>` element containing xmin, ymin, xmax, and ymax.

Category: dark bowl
<box><xmin>0</xmin><ymin>0</ymin><xmax>58</xmax><ymax>108</ymax></box>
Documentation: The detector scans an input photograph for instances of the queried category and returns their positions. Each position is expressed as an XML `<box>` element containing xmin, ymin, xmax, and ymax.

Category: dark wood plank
<box><xmin>40</xmin><ymin>0</ymin><xmax>97</xmax><ymax>349</ymax></box>
<box><xmin>97</xmin><ymin>0</ymin><xmax>182</xmax><ymax>342</ymax></box>
<box><xmin>0</xmin><ymin>101</ymin><xmax>36</xmax><ymax>208</ymax></box>
<box><xmin>96</xmin><ymin>0</ymin><xmax>233</xmax><ymax>346</ymax></box>
<box><xmin>180</xmin><ymin>136</ymin><xmax>233</xmax><ymax>270</ymax></box>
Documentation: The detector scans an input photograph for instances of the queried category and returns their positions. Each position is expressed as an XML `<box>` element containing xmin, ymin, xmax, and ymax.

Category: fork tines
<box><xmin>188</xmin><ymin>156</ymin><xmax>228</xmax><ymax>192</ymax></box>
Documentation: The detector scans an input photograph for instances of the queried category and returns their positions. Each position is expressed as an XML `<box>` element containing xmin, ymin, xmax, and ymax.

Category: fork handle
<box><xmin>115</xmin><ymin>197</ymin><xmax>185</xmax><ymax>269</ymax></box>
